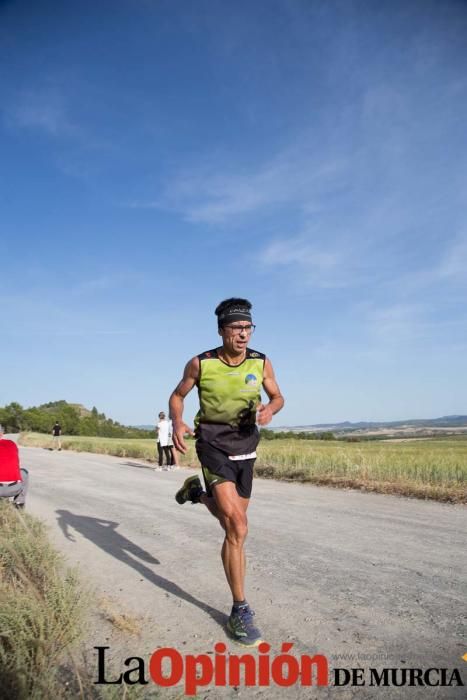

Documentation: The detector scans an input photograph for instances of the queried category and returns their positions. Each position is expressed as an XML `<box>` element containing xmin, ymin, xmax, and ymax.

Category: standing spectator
<box><xmin>0</xmin><ymin>425</ymin><xmax>29</xmax><ymax>508</ymax></box>
<box><xmin>156</xmin><ymin>412</ymin><xmax>171</xmax><ymax>468</ymax></box>
<box><xmin>52</xmin><ymin>421</ymin><xmax>62</xmax><ymax>450</ymax></box>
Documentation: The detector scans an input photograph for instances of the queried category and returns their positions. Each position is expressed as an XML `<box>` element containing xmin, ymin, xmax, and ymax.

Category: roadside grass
<box><xmin>19</xmin><ymin>432</ymin><xmax>467</xmax><ymax>503</ymax></box>
<box><xmin>19</xmin><ymin>433</ymin><xmax>164</xmax><ymax>464</ymax></box>
<box><xmin>0</xmin><ymin>502</ymin><xmax>156</xmax><ymax>700</ymax></box>
<box><xmin>0</xmin><ymin>501</ymin><xmax>83</xmax><ymax>699</ymax></box>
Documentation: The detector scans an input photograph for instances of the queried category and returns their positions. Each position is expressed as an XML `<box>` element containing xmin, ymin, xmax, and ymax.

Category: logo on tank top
<box><xmin>245</xmin><ymin>373</ymin><xmax>258</xmax><ymax>386</ymax></box>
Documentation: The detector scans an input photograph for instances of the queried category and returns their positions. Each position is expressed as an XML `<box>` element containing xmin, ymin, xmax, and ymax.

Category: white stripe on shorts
<box><xmin>228</xmin><ymin>451</ymin><xmax>257</xmax><ymax>461</ymax></box>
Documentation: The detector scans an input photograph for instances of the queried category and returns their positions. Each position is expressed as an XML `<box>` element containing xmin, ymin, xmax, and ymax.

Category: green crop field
<box><xmin>19</xmin><ymin>432</ymin><xmax>467</xmax><ymax>503</ymax></box>
<box><xmin>254</xmin><ymin>436</ymin><xmax>467</xmax><ymax>502</ymax></box>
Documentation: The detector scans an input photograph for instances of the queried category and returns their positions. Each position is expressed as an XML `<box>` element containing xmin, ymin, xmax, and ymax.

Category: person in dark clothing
<box><xmin>52</xmin><ymin>421</ymin><xmax>62</xmax><ymax>450</ymax></box>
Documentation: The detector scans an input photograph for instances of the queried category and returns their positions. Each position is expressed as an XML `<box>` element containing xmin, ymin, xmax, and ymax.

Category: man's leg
<box><xmin>200</xmin><ymin>491</ymin><xmax>249</xmax><ymax>589</ymax></box>
<box><xmin>209</xmin><ymin>483</ymin><xmax>261</xmax><ymax>645</ymax></box>
<box><xmin>170</xmin><ymin>446</ymin><xmax>179</xmax><ymax>467</ymax></box>
<box><xmin>200</xmin><ymin>492</ymin><xmax>222</xmax><ymax>519</ymax></box>
<box><xmin>163</xmin><ymin>445</ymin><xmax>171</xmax><ymax>466</ymax></box>
<box><xmin>174</xmin><ymin>462</ymin><xmax>261</xmax><ymax>645</ymax></box>
<box><xmin>209</xmin><ymin>481</ymin><xmax>248</xmax><ymax>602</ymax></box>
<box><xmin>175</xmin><ymin>478</ymin><xmax>247</xmax><ymax>596</ymax></box>
<box><xmin>13</xmin><ymin>468</ymin><xmax>29</xmax><ymax>507</ymax></box>
<box><xmin>0</xmin><ymin>484</ymin><xmax>16</xmax><ymax>500</ymax></box>
<box><xmin>0</xmin><ymin>479</ymin><xmax>25</xmax><ymax>507</ymax></box>
<box><xmin>157</xmin><ymin>442</ymin><xmax>163</xmax><ymax>467</ymax></box>
<box><xmin>196</xmin><ymin>460</ymin><xmax>251</xmax><ymax>591</ymax></box>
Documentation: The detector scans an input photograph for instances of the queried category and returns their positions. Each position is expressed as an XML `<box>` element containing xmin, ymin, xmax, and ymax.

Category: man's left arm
<box><xmin>257</xmin><ymin>357</ymin><xmax>284</xmax><ymax>426</ymax></box>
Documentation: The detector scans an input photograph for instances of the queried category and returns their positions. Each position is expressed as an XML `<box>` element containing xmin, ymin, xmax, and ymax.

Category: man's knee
<box><xmin>224</xmin><ymin>509</ymin><xmax>248</xmax><ymax>545</ymax></box>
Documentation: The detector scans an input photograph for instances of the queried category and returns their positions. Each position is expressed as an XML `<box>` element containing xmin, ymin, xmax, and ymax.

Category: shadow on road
<box><xmin>55</xmin><ymin>509</ymin><xmax>227</xmax><ymax>628</ymax></box>
<box><xmin>120</xmin><ymin>460</ymin><xmax>154</xmax><ymax>470</ymax></box>
<box><xmin>56</xmin><ymin>509</ymin><xmax>160</xmax><ymax>564</ymax></box>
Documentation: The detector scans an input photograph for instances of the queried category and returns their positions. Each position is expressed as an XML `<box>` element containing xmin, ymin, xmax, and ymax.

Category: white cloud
<box><xmin>357</xmin><ymin>299</ymin><xmax>467</xmax><ymax>353</ymax></box>
<box><xmin>258</xmin><ymin>236</ymin><xmax>348</xmax><ymax>289</ymax></box>
<box><xmin>4</xmin><ymin>88</ymin><xmax>73</xmax><ymax>136</ymax></box>
<box><xmin>72</xmin><ymin>275</ymin><xmax>128</xmax><ymax>296</ymax></box>
<box><xmin>438</xmin><ymin>233</ymin><xmax>467</xmax><ymax>281</ymax></box>
<box><xmin>141</xmin><ymin>140</ymin><xmax>347</xmax><ymax>224</ymax></box>
<box><xmin>365</xmin><ymin>302</ymin><xmax>425</xmax><ymax>340</ymax></box>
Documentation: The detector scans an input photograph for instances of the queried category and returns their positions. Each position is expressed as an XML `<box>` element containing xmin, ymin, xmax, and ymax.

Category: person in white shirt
<box><xmin>156</xmin><ymin>411</ymin><xmax>172</xmax><ymax>468</ymax></box>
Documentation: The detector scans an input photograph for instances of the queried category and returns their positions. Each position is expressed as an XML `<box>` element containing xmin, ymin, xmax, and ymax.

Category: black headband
<box><xmin>218</xmin><ymin>305</ymin><xmax>252</xmax><ymax>326</ymax></box>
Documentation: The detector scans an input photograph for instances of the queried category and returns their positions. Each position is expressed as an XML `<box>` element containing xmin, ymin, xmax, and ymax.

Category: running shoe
<box><xmin>227</xmin><ymin>604</ymin><xmax>263</xmax><ymax>647</ymax></box>
<box><xmin>175</xmin><ymin>475</ymin><xmax>204</xmax><ymax>504</ymax></box>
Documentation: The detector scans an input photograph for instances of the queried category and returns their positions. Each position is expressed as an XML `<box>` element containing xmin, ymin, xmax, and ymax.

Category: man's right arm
<box><xmin>169</xmin><ymin>357</ymin><xmax>200</xmax><ymax>453</ymax></box>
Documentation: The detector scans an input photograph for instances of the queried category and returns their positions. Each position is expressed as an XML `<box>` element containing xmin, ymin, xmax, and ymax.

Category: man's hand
<box><xmin>169</xmin><ymin>357</ymin><xmax>200</xmax><ymax>453</ymax></box>
<box><xmin>259</xmin><ymin>358</ymin><xmax>284</xmax><ymax>425</ymax></box>
<box><xmin>172</xmin><ymin>421</ymin><xmax>194</xmax><ymax>454</ymax></box>
<box><xmin>256</xmin><ymin>403</ymin><xmax>274</xmax><ymax>426</ymax></box>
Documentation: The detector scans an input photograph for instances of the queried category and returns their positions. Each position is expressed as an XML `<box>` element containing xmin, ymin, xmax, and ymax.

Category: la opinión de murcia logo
<box><xmin>333</xmin><ymin>667</ymin><xmax>464</xmax><ymax>688</ymax></box>
<box><xmin>94</xmin><ymin>644</ymin><xmax>465</xmax><ymax>695</ymax></box>
<box><xmin>95</xmin><ymin>643</ymin><xmax>328</xmax><ymax>695</ymax></box>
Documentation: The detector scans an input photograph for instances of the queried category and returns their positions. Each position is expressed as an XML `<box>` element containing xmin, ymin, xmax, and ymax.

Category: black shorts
<box><xmin>196</xmin><ymin>440</ymin><xmax>255</xmax><ymax>499</ymax></box>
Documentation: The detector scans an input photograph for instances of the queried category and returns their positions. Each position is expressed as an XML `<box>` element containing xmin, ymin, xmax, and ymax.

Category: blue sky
<box><xmin>1</xmin><ymin>0</ymin><xmax>466</xmax><ymax>427</ymax></box>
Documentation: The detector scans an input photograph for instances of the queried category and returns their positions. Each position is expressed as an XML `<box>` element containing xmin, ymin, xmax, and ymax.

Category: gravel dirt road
<box><xmin>20</xmin><ymin>444</ymin><xmax>466</xmax><ymax>698</ymax></box>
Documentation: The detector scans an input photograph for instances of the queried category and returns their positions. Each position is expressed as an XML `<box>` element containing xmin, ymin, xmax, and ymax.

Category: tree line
<box><xmin>0</xmin><ymin>401</ymin><xmax>155</xmax><ymax>439</ymax></box>
<box><xmin>260</xmin><ymin>428</ymin><xmax>335</xmax><ymax>440</ymax></box>
<box><xmin>0</xmin><ymin>400</ymin><xmax>337</xmax><ymax>441</ymax></box>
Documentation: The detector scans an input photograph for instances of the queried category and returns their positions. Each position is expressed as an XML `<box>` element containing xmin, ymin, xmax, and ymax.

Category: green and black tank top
<box><xmin>194</xmin><ymin>347</ymin><xmax>266</xmax><ymax>455</ymax></box>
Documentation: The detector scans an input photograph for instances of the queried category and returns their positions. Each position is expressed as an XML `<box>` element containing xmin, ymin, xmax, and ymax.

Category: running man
<box><xmin>170</xmin><ymin>298</ymin><xmax>284</xmax><ymax>646</ymax></box>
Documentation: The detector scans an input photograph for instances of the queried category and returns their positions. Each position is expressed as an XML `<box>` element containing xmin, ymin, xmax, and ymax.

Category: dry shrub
<box><xmin>0</xmin><ymin>504</ymin><xmax>153</xmax><ymax>699</ymax></box>
<box><xmin>0</xmin><ymin>502</ymin><xmax>83</xmax><ymax>699</ymax></box>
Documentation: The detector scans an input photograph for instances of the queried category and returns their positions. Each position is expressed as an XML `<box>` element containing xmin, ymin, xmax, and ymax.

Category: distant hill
<box><xmin>69</xmin><ymin>403</ymin><xmax>93</xmax><ymax>418</ymax></box>
<box><xmin>40</xmin><ymin>401</ymin><xmax>92</xmax><ymax>418</ymax></box>
<box><xmin>275</xmin><ymin>415</ymin><xmax>467</xmax><ymax>433</ymax></box>
<box><xmin>0</xmin><ymin>400</ymin><xmax>155</xmax><ymax>438</ymax></box>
